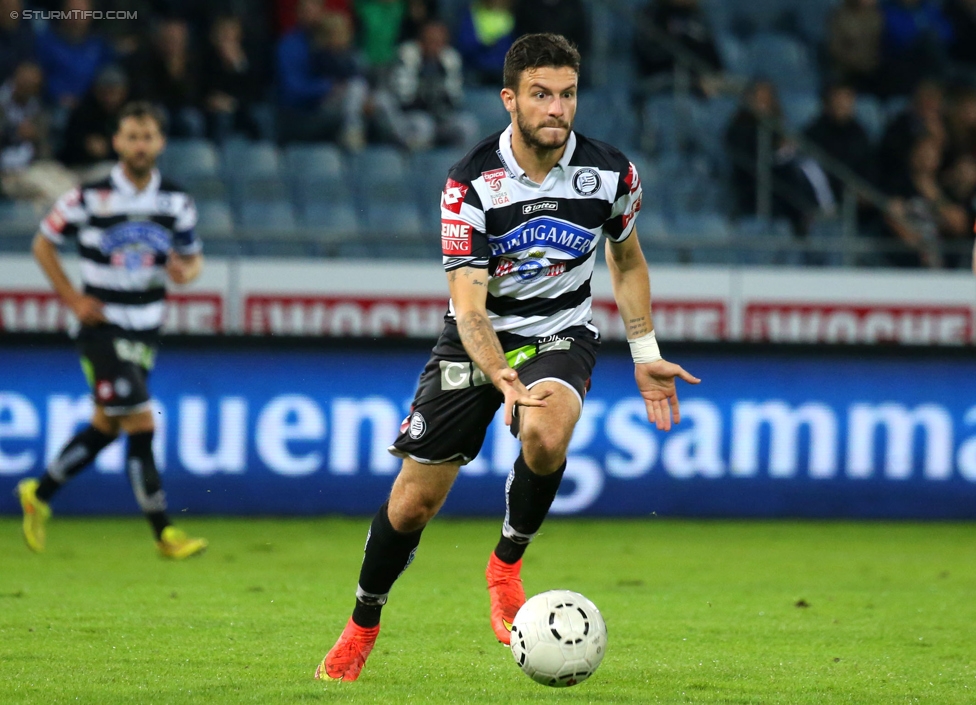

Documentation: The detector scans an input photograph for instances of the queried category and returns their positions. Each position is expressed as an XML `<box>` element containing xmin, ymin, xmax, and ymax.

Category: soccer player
<box><xmin>315</xmin><ymin>33</ymin><xmax>699</xmax><ymax>681</ymax></box>
<box><xmin>16</xmin><ymin>101</ymin><xmax>207</xmax><ymax>560</ymax></box>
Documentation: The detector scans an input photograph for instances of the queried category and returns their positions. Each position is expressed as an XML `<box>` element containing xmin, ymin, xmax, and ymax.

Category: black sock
<box><xmin>494</xmin><ymin>452</ymin><xmax>566</xmax><ymax>564</ymax></box>
<box><xmin>351</xmin><ymin>502</ymin><xmax>424</xmax><ymax>628</ymax></box>
<box><xmin>36</xmin><ymin>425</ymin><xmax>117</xmax><ymax>502</ymax></box>
<box><xmin>126</xmin><ymin>430</ymin><xmax>170</xmax><ymax>541</ymax></box>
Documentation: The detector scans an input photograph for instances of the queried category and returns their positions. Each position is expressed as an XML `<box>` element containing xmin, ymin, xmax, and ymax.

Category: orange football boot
<box><xmin>315</xmin><ymin>617</ymin><xmax>380</xmax><ymax>682</ymax></box>
<box><xmin>486</xmin><ymin>553</ymin><xmax>526</xmax><ymax>645</ymax></box>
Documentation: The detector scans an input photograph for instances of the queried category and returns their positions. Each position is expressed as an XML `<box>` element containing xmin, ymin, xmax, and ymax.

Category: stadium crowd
<box><xmin>0</xmin><ymin>0</ymin><xmax>975</xmax><ymax>268</ymax></box>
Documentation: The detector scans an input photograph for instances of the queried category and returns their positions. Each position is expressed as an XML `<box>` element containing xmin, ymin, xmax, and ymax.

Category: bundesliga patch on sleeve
<box><xmin>442</xmin><ymin>178</ymin><xmax>469</xmax><ymax>215</ymax></box>
<box><xmin>441</xmin><ymin>219</ymin><xmax>473</xmax><ymax>254</ymax></box>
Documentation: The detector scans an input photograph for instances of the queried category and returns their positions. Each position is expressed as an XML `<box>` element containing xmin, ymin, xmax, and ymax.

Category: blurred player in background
<box><xmin>316</xmin><ymin>33</ymin><xmax>699</xmax><ymax>681</ymax></box>
<box><xmin>16</xmin><ymin>101</ymin><xmax>207</xmax><ymax>560</ymax></box>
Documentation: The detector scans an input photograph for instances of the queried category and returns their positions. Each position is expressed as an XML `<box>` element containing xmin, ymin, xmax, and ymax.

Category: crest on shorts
<box><xmin>572</xmin><ymin>167</ymin><xmax>602</xmax><ymax>196</ymax></box>
<box><xmin>408</xmin><ymin>411</ymin><xmax>427</xmax><ymax>439</ymax></box>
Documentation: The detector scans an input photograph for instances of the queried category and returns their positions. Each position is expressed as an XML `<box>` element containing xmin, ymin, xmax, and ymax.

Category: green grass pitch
<box><xmin>1</xmin><ymin>517</ymin><xmax>975</xmax><ymax>704</ymax></box>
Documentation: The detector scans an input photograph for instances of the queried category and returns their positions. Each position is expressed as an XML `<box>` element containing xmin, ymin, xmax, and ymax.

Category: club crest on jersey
<box><xmin>572</xmin><ymin>167</ymin><xmax>602</xmax><ymax>196</ymax></box>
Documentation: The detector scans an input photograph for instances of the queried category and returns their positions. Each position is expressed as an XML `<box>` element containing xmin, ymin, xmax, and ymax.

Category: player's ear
<box><xmin>501</xmin><ymin>87</ymin><xmax>516</xmax><ymax>114</ymax></box>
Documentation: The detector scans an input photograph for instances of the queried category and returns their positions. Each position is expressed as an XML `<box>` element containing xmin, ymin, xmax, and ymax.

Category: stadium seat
<box><xmin>288</xmin><ymin>143</ymin><xmax>353</xmax><ymax>210</ymax></box>
<box><xmin>780</xmin><ymin>91</ymin><xmax>821</xmax><ymax>132</ymax></box>
<box><xmin>465</xmin><ymin>87</ymin><xmax>508</xmax><ymax>135</ymax></box>
<box><xmin>855</xmin><ymin>95</ymin><xmax>885</xmax><ymax>143</ymax></box>
<box><xmin>732</xmin><ymin>216</ymin><xmax>799</xmax><ymax>265</ymax></box>
<box><xmin>670</xmin><ymin>212</ymin><xmax>735</xmax><ymax>264</ymax></box>
<box><xmin>0</xmin><ymin>200</ymin><xmax>40</xmax><ymax>231</ymax></box>
<box><xmin>362</xmin><ymin>201</ymin><xmax>425</xmax><ymax>238</ymax></box>
<box><xmin>352</xmin><ymin>146</ymin><xmax>409</xmax><ymax>204</ymax></box>
<box><xmin>239</xmin><ymin>200</ymin><xmax>297</xmax><ymax>231</ymax></box>
<box><xmin>298</xmin><ymin>202</ymin><xmax>360</xmax><ymax>237</ymax></box>
<box><xmin>160</xmin><ymin>139</ymin><xmax>219</xmax><ymax>178</ymax></box>
<box><xmin>748</xmin><ymin>33</ymin><xmax>816</xmax><ymax>93</ymax></box>
<box><xmin>715</xmin><ymin>32</ymin><xmax>749</xmax><ymax>76</ymax></box>
<box><xmin>195</xmin><ymin>200</ymin><xmax>235</xmax><ymax>239</ymax></box>
<box><xmin>221</xmin><ymin>140</ymin><xmax>281</xmax><ymax>181</ymax></box>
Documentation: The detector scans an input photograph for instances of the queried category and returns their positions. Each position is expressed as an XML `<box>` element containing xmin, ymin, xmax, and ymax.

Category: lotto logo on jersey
<box><xmin>43</xmin><ymin>208</ymin><xmax>66</xmax><ymax>234</ymax></box>
<box><xmin>442</xmin><ymin>178</ymin><xmax>468</xmax><ymax>215</ymax></box>
<box><xmin>441</xmin><ymin>220</ymin><xmax>473</xmax><ymax>254</ymax></box>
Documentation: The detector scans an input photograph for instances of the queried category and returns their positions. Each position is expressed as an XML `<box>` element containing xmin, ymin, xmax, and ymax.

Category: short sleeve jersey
<box><xmin>40</xmin><ymin>163</ymin><xmax>200</xmax><ymax>333</ymax></box>
<box><xmin>440</xmin><ymin>126</ymin><xmax>642</xmax><ymax>342</ymax></box>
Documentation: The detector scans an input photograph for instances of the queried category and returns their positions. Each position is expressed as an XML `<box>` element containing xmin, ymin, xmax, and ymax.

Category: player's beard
<box><xmin>123</xmin><ymin>153</ymin><xmax>156</xmax><ymax>180</ymax></box>
<box><xmin>515</xmin><ymin>104</ymin><xmax>571</xmax><ymax>152</ymax></box>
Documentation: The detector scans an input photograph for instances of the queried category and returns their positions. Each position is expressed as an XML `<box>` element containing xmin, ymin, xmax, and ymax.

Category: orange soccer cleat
<box><xmin>486</xmin><ymin>553</ymin><xmax>526</xmax><ymax>645</ymax></box>
<box><xmin>314</xmin><ymin>617</ymin><xmax>380</xmax><ymax>682</ymax></box>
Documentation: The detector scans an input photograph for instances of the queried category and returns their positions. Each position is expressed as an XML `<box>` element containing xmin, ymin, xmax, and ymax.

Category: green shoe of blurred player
<box><xmin>17</xmin><ymin>479</ymin><xmax>51</xmax><ymax>553</ymax></box>
<box><xmin>157</xmin><ymin>526</ymin><xmax>208</xmax><ymax>559</ymax></box>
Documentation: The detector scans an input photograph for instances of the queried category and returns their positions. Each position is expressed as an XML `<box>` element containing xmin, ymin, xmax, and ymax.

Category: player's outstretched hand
<box><xmin>493</xmin><ymin>367</ymin><xmax>551</xmax><ymax>426</ymax></box>
<box><xmin>635</xmin><ymin>360</ymin><xmax>701</xmax><ymax>432</ymax></box>
<box><xmin>68</xmin><ymin>293</ymin><xmax>106</xmax><ymax>326</ymax></box>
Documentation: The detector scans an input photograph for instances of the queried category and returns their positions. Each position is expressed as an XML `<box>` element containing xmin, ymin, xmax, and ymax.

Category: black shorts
<box><xmin>390</xmin><ymin>323</ymin><xmax>599</xmax><ymax>465</ymax></box>
<box><xmin>77</xmin><ymin>326</ymin><xmax>158</xmax><ymax>416</ymax></box>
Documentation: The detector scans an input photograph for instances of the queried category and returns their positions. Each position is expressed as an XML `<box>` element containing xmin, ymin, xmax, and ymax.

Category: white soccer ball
<box><xmin>510</xmin><ymin>590</ymin><xmax>607</xmax><ymax>687</ymax></box>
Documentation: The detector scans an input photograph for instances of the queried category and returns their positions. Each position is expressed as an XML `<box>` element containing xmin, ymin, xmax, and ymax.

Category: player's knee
<box><xmin>520</xmin><ymin>427</ymin><xmax>569</xmax><ymax>474</ymax></box>
<box><xmin>388</xmin><ymin>489</ymin><xmax>442</xmax><ymax>532</ymax></box>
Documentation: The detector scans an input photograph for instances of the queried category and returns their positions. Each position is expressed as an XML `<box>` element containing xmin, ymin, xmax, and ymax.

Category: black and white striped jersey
<box><xmin>40</xmin><ymin>164</ymin><xmax>200</xmax><ymax>333</ymax></box>
<box><xmin>440</xmin><ymin>125</ymin><xmax>643</xmax><ymax>343</ymax></box>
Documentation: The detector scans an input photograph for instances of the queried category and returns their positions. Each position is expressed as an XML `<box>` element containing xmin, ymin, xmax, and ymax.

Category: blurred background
<box><xmin>1</xmin><ymin>0</ymin><xmax>976</xmax><ymax>519</ymax></box>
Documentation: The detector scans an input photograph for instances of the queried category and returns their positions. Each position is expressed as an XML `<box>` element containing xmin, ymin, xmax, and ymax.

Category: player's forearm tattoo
<box><xmin>458</xmin><ymin>310</ymin><xmax>507</xmax><ymax>373</ymax></box>
<box><xmin>627</xmin><ymin>315</ymin><xmax>651</xmax><ymax>338</ymax></box>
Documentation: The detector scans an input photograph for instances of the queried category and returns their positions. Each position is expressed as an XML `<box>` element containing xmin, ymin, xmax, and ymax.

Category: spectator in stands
<box><xmin>0</xmin><ymin>0</ymin><xmax>34</xmax><ymax>86</ymax></box>
<box><xmin>515</xmin><ymin>0</ymin><xmax>589</xmax><ymax>77</ymax></box>
<box><xmin>878</xmin><ymin>80</ymin><xmax>945</xmax><ymax>192</ymax></box>
<box><xmin>389</xmin><ymin>19</ymin><xmax>477</xmax><ymax>151</ymax></box>
<box><xmin>59</xmin><ymin>64</ymin><xmax>128</xmax><ymax>180</ymax></box>
<box><xmin>945</xmin><ymin>0</ymin><xmax>976</xmax><ymax>70</ymax></box>
<box><xmin>633</xmin><ymin>0</ymin><xmax>723</xmax><ymax>97</ymax></box>
<box><xmin>942</xmin><ymin>154</ymin><xmax>976</xmax><ymax>233</ymax></box>
<box><xmin>885</xmin><ymin>135</ymin><xmax>969</xmax><ymax>266</ymax></box>
<box><xmin>455</xmin><ymin>0</ymin><xmax>514</xmax><ymax>86</ymax></box>
<box><xmin>725</xmin><ymin>80</ymin><xmax>835</xmax><ymax>235</ymax></box>
<box><xmin>804</xmin><ymin>83</ymin><xmax>876</xmax><ymax>200</ymax></box>
<box><xmin>945</xmin><ymin>87</ymin><xmax>976</xmax><ymax>160</ymax></box>
<box><xmin>276</xmin><ymin>0</ymin><xmax>354</xmax><ymax>36</ymax></box>
<box><xmin>355</xmin><ymin>0</ymin><xmax>407</xmax><ymax>73</ymax></box>
<box><xmin>35</xmin><ymin>0</ymin><xmax>113</xmax><ymax>108</ymax></box>
<box><xmin>879</xmin><ymin>0</ymin><xmax>953</xmax><ymax>96</ymax></box>
<box><xmin>827</xmin><ymin>0</ymin><xmax>884</xmax><ymax>94</ymax></box>
<box><xmin>130</xmin><ymin>19</ymin><xmax>203</xmax><ymax>138</ymax></box>
<box><xmin>401</xmin><ymin>0</ymin><xmax>440</xmax><ymax>41</ymax></box>
<box><xmin>277</xmin><ymin>4</ymin><xmax>395</xmax><ymax>148</ymax></box>
<box><xmin>201</xmin><ymin>15</ymin><xmax>262</xmax><ymax>143</ymax></box>
<box><xmin>0</xmin><ymin>62</ymin><xmax>77</xmax><ymax>209</ymax></box>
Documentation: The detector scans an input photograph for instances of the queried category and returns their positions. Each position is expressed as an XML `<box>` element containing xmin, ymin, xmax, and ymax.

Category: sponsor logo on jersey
<box><xmin>625</xmin><ymin>161</ymin><xmax>641</xmax><ymax>194</ymax></box>
<box><xmin>96</xmin><ymin>379</ymin><xmax>114</xmax><ymax>401</ymax></box>
<box><xmin>489</xmin><ymin>217</ymin><xmax>596</xmax><ymax>258</ymax></box>
<box><xmin>44</xmin><ymin>208</ymin><xmax>66</xmax><ymax>234</ymax></box>
<box><xmin>496</xmin><ymin>258</ymin><xmax>567</xmax><ymax>280</ymax></box>
<box><xmin>442</xmin><ymin>178</ymin><xmax>468</xmax><ymax>215</ymax></box>
<box><xmin>482</xmin><ymin>169</ymin><xmax>507</xmax><ymax>192</ymax></box>
<box><xmin>572</xmin><ymin>167</ymin><xmax>602</xmax><ymax>196</ymax></box>
<box><xmin>522</xmin><ymin>201</ymin><xmax>558</xmax><ymax>215</ymax></box>
<box><xmin>101</xmin><ymin>222</ymin><xmax>170</xmax><ymax>270</ymax></box>
<box><xmin>441</xmin><ymin>219</ymin><xmax>473</xmax><ymax>254</ymax></box>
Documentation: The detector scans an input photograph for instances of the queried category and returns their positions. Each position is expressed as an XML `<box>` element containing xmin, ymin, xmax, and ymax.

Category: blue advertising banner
<box><xmin>2</xmin><ymin>341</ymin><xmax>976</xmax><ymax>518</ymax></box>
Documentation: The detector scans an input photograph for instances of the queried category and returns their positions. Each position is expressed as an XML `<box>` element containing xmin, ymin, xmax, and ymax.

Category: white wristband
<box><xmin>628</xmin><ymin>330</ymin><xmax>662</xmax><ymax>364</ymax></box>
